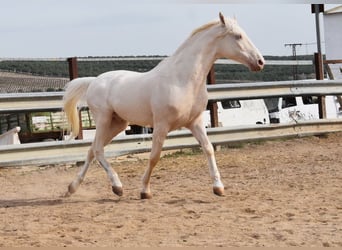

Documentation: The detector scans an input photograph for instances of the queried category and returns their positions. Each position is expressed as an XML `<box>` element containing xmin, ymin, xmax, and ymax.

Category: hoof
<box><xmin>64</xmin><ymin>183</ymin><xmax>76</xmax><ymax>198</ymax></box>
<box><xmin>112</xmin><ymin>186</ymin><xmax>123</xmax><ymax>196</ymax></box>
<box><xmin>213</xmin><ymin>186</ymin><xmax>225</xmax><ymax>196</ymax></box>
<box><xmin>140</xmin><ymin>192</ymin><xmax>152</xmax><ymax>199</ymax></box>
<box><xmin>63</xmin><ymin>191</ymin><xmax>71</xmax><ymax>198</ymax></box>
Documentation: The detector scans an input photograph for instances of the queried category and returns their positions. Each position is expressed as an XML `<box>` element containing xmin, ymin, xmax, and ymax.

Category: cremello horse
<box><xmin>63</xmin><ymin>13</ymin><xmax>264</xmax><ymax>199</ymax></box>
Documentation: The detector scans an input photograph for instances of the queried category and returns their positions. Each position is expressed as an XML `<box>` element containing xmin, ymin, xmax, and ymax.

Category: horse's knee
<box><xmin>202</xmin><ymin>142</ymin><xmax>214</xmax><ymax>156</ymax></box>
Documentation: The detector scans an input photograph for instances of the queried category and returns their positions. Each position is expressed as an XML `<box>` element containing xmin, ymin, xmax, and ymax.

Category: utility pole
<box><xmin>311</xmin><ymin>4</ymin><xmax>325</xmax><ymax>118</ymax></box>
<box><xmin>284</xmin><ymin>43</ymin><xmax>302</xmax><ymax>80</ymax></box>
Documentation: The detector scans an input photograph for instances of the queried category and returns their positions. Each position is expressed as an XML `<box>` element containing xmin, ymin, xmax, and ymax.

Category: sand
<box><xmin>0</xmin><ymin>133</ymin><xmax>341</xmax><ymax>247</ymax></box>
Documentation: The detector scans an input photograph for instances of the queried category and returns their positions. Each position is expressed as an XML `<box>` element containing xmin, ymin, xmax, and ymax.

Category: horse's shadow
<box><xmin>0</xmin><ymin>194</ymin><xmax>215</xmax><ymax>208</ymax></box>
<box><xmin>0</xmin><ymin>197</ymin><xmax>119</xmax><ymax>208</ymax></box>
<box><xmin>0</xmin><ymin>198</ymin><xmax>64</xmax><ymax>208</ymax></box>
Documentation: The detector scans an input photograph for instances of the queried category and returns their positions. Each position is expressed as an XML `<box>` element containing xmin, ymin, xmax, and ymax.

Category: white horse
<box><xmin>63</xmin><ymin>13</ymin><xmax>264</xmax><ymax>199</ymax></box>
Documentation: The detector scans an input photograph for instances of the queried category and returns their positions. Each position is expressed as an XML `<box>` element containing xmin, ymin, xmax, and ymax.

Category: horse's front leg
<box><xmin>188</xmin><ymin>117</ymin><xmax>224</xmax><ymax>196</ymax></box>
<box><xmin>141</xmin><ymin>126</ymin><xmax>168</xmax><ymax>199</ymax></box>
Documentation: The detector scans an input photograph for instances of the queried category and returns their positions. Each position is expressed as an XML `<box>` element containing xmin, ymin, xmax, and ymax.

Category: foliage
<box><xmin>0</xmin><ymin>61</ymin><xmax>69</xmax><ymax>77</ymax></box>
<box><xmin>0</xmin><ymin>55</ymin><xmax>317</xmax><ymax>89</ymax></box>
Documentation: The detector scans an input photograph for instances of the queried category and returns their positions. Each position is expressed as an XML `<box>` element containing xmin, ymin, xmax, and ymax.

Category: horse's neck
<box><xmin>157</xmin><ymin>28</ymin><xmax>219</xmax><ymax>87</ymax></box>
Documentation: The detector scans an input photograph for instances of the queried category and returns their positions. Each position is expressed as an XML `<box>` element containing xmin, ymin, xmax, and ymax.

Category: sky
<box><xmin>0</xmin><ymin>1</ymin><xmax>340</xmax><ymax>58</ymax></box>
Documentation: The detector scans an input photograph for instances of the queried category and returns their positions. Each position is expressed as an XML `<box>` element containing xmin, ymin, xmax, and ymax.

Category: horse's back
<box><xmin>86</xmin><ymin>70</ymin><xmax>154</xmax><ymax>126</ymax></box>
<box><xmin>86</xmin><ymin>70</ymin><xmax>144</xmax><ymax>97</ymax></box>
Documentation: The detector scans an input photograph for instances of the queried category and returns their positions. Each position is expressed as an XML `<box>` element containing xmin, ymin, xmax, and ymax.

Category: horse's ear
<box><xmin>219</xmin><ymin>12</ymin><xmax>226</xmax><ymax>26</ymax></box>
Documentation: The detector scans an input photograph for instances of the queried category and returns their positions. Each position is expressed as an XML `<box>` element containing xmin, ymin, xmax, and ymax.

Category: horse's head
<box><xmin>216</xmin><ymin>12</ymin><xmax>264</xmax><ymax>72</ymax></box>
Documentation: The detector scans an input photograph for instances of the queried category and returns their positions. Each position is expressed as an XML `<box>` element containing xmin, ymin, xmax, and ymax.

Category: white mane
<box><xmin>190</xmin><ymin>18</ymin><xmax>237</xmax><ymax>37</ymax></box>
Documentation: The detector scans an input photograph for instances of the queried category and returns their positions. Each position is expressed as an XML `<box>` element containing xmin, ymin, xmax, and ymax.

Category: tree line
<box><xmin>0</xmin><ymin>55</ymin><xmax>317</xmax><ymax>82</ymax></box>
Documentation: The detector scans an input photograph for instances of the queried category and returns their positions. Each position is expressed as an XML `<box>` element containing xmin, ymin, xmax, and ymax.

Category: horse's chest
<box><xmin>168</xmin><ymin>89</ymin><xmax>207</xmax><ymax>122</ymax></box>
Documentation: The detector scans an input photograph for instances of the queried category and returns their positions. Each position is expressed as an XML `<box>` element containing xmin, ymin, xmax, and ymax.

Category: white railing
<box><xmin>1</xmin><ymin>119</ymin><xmax>342</xmax><ymax>167</ymax></box>
<box><xmin>1</xmin><ymin>79</ymin><xmax>342</xmax><ymax>112</ymax></box>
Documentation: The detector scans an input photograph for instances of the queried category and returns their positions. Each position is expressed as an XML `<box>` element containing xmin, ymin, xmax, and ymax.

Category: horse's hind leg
<box><xmin>187</xmin><ymin>117</ymin><xmax>224</xmax><ymax>196</ymax></box>
<box><xmin>64</xmin><ymin>149</ymin><xmax>94</xmax><ymax>197</ymax></box>
<box><xmin>65</xmin><ymin>112</ymin><xmax>127</xmax><ymax>197</ymax></box>
<box><xmin>93</xmin><ymin>113</ymin><xmax>128</xmax><ymax>196</ymax></box>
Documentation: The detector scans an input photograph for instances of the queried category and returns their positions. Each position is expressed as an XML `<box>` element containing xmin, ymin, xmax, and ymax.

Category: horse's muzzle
<box><xmin>250</xmin><ymin>58</ymin><xmax>265</xmax><ymax>71</ymax></box>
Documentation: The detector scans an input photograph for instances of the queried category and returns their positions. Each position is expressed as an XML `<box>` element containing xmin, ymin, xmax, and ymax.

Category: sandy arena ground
<box><xmin>0</xmin><ymin>133</ymin><xmax>341</xmax><ymax>247</ymax></box>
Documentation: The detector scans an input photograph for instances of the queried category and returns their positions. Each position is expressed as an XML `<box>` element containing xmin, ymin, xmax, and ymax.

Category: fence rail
<box><xmin>1</xmin><ymin>79</ymin><xmax>342</xmax><ymax>167</ymax></box>
<box><xmin>1</xmin><ymin>79</ymin><xmax>342</xmax><ymax>113</ymax></box>
<box><xmin>207</xmin><ymin>79</ymin><xmax>342</xmax><ymax>100</ymax></box>
<box><xmin>1</xmin><ymin>119</ymin><xmax>342</xmax><ymax>167</ymax></box>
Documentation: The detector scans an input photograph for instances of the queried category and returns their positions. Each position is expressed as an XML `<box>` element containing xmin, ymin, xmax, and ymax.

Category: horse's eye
<box><xmin>235</xmin><ymin>34</ymin><xmax>242</xmax><ymax>40</ymax></box>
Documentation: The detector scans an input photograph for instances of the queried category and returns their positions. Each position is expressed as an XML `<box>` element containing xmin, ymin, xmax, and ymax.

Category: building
<box><xmin>324</xmin><ymin>5</ymin><xmax>342</xmax><ymax>79</ymax></box>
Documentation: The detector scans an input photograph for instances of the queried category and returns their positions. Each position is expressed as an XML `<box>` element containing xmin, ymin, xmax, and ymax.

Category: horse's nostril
<box><xmin>258</xmin><ymin>59</ymin><xmax>264</xmax><ymax>66</ymax></box>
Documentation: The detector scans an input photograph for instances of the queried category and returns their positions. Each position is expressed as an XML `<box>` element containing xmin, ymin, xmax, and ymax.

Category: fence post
<box><xmin>207</xmin><ymin>65</ymin><xmax>219</xmax><ymax>128</ymax></box>
<box><xmin>207</xmin><ymin>65</ymin><xmax>220</xmax><ymax>151</ymax></box>
<box><xmin>314</xmin><ymin>52</ymin><xmax>326</xmax><ymax>119</ymax></box>
<box><xmin>67</xmin><ymin>57</ymin><xmax>78</xmax><ymax>80</ymax></box>
<box><xmin>67</xmin><ymin>57</ymin><xmax>83</xmax><ymax>140</ymax></box>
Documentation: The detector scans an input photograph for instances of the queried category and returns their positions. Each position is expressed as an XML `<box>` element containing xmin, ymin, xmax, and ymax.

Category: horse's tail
<box><xmin>63</xmin><ymin>77</ymin><xmax>96</xmax><ymax>138</ymax></box>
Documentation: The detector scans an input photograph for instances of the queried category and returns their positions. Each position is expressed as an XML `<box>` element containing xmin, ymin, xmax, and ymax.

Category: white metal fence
<box><xmin>1</xmin><ymin>79</ymin><xmax>342</xmax><ymax>167</ymax></box>
<box><xmin>1</xmin><ymin>79</ymin><xmax>342</xmax><ymax>112</ymax></box>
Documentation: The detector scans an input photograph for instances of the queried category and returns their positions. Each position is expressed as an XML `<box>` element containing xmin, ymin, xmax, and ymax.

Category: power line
<box><xmin>285</xmin><ymin>43</ymin><xmax>302</xmax><ymax>80</ymax></box>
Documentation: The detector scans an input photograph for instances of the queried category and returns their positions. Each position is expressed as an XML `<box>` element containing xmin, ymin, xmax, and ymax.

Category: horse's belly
<box><xmin>111</xmin><ymin>92</ymin><xmax>153</xmax><ymax>127</ymax></box>
<box><xmin>116</xmin><ymin>107</ymin><xmax>153</xmax><ymax>127</ymax></box>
